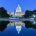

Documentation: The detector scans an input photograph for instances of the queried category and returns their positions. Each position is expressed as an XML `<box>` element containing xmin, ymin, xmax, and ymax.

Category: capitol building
<box><xmin>8</xmin><ymin>4</ymin><xmax>25</xmax><ymax>17</ymax></box>
<box><xmin>7</xmin><ymin>4</ymin><xmax>25</xmax><ymax>34</ymax></box>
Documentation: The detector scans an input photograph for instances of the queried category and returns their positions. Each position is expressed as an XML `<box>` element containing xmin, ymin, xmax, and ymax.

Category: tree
<box><xmin>24</xmin><ymin>10</ymin><xmax>32</xmax><ymax>18</ymax></box>
<box><xmin>0</xmin><ymin>7</ymin><xmax>10</xmax><ymax>31</ymax></box>
<box><xmin>23</xmin><ymin>10</ymin><xmax>36</xmax><ymax>29</ymax></box>
<box><xmin>0</xmin><ymin>7</ymin><xmax>10</xmax><ymax>18</ymax></box>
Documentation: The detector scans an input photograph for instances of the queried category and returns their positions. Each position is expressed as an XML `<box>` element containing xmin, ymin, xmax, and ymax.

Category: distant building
<box><xmin>7</xmin><ymin>12</ymin><xmax>14</xmax><ymax>16</ymax></box>
<box><xmin>7</xmin><ymin>4</ymin><xmax>25</xmax><ymax>17</ymax></box>
<box><xmin>15</xmin><ymin>4</ymin><xmax>25</xmax><ymax>17</ymax></box>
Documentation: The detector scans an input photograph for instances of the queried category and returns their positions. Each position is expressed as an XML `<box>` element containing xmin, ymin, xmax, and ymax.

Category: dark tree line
<box><xmin>0</xmin><ymin>7</ymin><xmax>10</xmax><ymax>31</ymax></box>
<box><xmin>0</xmin><ymin>7</ymin><xmax>10</xmax><ymax>18</ymax></box>
<box><xmin>23</xmin><ymin>10</ymin><xmax>36</xmax><ymax>29</ymax></box>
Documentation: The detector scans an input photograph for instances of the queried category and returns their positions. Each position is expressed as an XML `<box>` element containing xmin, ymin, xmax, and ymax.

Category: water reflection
<box><xmin>0</xmin><ymin>21</ymin><xmax>9</xmax><ymax>31</ymax></box>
